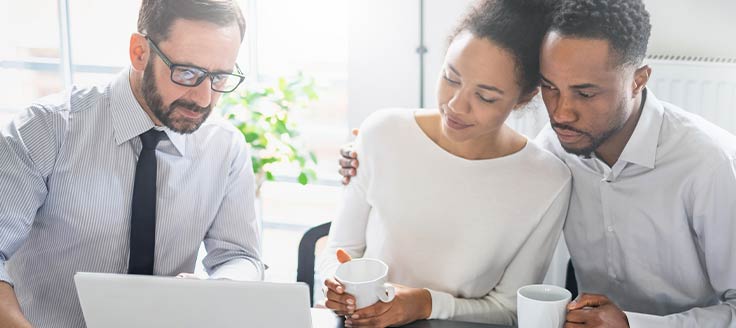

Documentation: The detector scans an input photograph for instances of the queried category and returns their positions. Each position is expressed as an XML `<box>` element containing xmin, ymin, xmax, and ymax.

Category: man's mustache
<box><xmin>171</xmin><ymin>100</ymin><xmax>210</xmax><ymax>113</ymax></box>
<box><xmin>551</xmin><ymin>122</ymin><xmax>591</xmax><ymax>138</ymax></box>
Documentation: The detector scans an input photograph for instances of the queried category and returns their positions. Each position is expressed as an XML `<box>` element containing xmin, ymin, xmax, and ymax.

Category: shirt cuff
<box><xmin>625</xmin><ymin>311</ymin><xmax>667</xmax><ymax>328</ymax></box>
<box><xmin>209</xmin><ymin>258</ymin><xmax>263</xmax><ymax>281</ymax></box>
<box><xmin>426</xmin><ymin>288</ymin><xmax>455</xmax><ymax>320</ymax></box>
<box><xmin>0</xmin><ymin>260</ymin><xmax>13</xmax><ymax>286</ymax></box>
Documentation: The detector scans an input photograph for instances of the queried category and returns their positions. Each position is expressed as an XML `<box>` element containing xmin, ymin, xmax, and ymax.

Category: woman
<box><xmin>317</xmin><ymin>0</ymin><xmax>569</xmax><ymax>326</ymax></box>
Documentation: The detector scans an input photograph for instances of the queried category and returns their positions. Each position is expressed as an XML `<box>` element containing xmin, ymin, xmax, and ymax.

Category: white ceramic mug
<box><xmin>334</xmin><ymin>258</ymin><xmax>396</xmax><ymax>309</ymax></box>
<box><xmin>517</xmin><ymin>284</ymin><xmax>572</xmax><ymax>328</ymax></box>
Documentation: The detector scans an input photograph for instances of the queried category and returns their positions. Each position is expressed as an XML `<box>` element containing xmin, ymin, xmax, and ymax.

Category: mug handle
<box><xmin>377</xmin><ymin>283</ymin><xmax>396</xmax><ymax>303</ymax></box>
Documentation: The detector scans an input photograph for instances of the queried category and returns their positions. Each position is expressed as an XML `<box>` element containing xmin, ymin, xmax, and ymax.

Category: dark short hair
<box><xmin>137</xmin><ymin>0</ymin><xmax>246</xmax><ymax>42</ymax></box>
<box><xmin>550</xmin><ymin>0</ymin><xmax>651</xmax><ymax>67</ymax></box>
<box><xmin>452</xmin><ymin>0</ymin><xmax>555</xmax><ymax>96</ymax></box>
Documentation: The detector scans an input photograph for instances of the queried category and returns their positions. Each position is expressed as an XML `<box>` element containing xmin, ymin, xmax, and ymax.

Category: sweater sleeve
<box><xmin>316</xmin><ymin>131</ymin><xmax>373</xmax><ymax>281</ymax></box>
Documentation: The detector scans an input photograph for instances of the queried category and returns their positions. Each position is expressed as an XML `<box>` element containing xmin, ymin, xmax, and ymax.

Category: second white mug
<box><xmin>517</xmin><ymin>284</ymin><xmax>572</xmax><ymax>328</ymax></box>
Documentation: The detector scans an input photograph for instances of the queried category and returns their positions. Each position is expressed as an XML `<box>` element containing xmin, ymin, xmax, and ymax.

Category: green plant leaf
<box><xmin>274</xmin><ymin>120</ymin><xmax>289</xmax><ymax>135</ymax></box>
<box><xmin>297</xmin><ymin>172</ymin><xmax>308</xmax><ymax>185</ymax></box>
<box><xmin>265</xmin><ymin>171</ymin><xmax>275</xmax><ymax>181</ymax></box>
<box><xmin>223</xmin><ymin>72</ymin><xmax>321</xmax><ymax>183</ymax></box>
<box><xmin>305</xmin><ymin>168</ymin><xmax>317</xmax><ymax>180</ymax></box>
<box><xmin>260</xmin><ymin>157</ymin><xmax>280</xmax><ymax>165</ymax></box>
<box><xmin>251</xmin><ymin>156</ymin><xmax>263</xmax><ymax>173</ymax></box>
<box><xmin>243</xmin><ymin>132</ymin><xmax>260</xmax><ymax>143</ymax></box>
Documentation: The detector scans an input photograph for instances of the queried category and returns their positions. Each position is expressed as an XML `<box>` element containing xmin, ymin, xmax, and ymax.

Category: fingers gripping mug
<box><xmin>334</xmin><ymin>258</ymin><xmax>396</xmax><ymax>309</ymax></box>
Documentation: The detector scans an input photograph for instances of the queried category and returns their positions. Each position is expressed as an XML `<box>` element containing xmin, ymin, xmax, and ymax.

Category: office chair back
<box><xmin>296</xmin><ymin>222</ymin><xmax>331</xmax><ymax>306</ymax></box>
<box><xmin>566</xmin><ymin>259</ymin><xmax>578</xmax><ymax>299</ymax></box>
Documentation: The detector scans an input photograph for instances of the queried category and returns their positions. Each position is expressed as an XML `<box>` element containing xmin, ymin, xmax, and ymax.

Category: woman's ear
<box><xmin>129</xmin><ymin>33</ymin><xmax>149</xmax><ymax>72</ymax></box>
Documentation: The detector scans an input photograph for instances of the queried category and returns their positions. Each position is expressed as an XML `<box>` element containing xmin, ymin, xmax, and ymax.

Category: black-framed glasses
<box><xmin>146</xmin><ymin>36</ymin><xmax>245</xmax><ymax>93</ymax></box>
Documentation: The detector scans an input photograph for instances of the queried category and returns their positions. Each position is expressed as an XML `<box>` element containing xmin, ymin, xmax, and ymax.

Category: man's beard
<box><xmin>141</xmin><ymin>63</ymin><xmax>212</xmax><ymax>134</ymax></box>
<box><xmin>552</xmin><ymin>99</ymin><xmax>628</xmax><ymax>158</ymax></box>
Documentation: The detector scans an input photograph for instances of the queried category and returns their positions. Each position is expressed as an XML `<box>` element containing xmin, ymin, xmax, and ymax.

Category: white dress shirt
<box><xmin>318</xmin><ymin>108</ymin><xmax>571</xmax><ymax>325</ymax></box>
<box><xmin>536</xmin><ymin>89</ymin><xmax>736</xmax><ymax>327</ymax></box>
<box><xmin>0</xmin><ymin>70</ymin><xmax>263</xmax><ymax>328</ymax></box>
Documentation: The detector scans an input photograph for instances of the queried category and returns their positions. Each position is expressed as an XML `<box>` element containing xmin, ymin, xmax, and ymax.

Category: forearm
<box><xmin>426</xmin><ymin>289</ymin><xmax>515</xmax><ymax>325</ymax></box>
<box><xmin>0</xmin><ymin>282</ymin><xmax>31</xmax><ymax>328</ymax></box>
<box><xmin>316</xmin><ymin>173</ymin><xmax>371</xmax><ymax>279</ymax></box>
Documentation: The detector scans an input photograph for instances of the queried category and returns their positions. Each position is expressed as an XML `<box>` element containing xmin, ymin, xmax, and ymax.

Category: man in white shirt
<box><xmin>535</xmin><ymin>0</ymin><xmax>735</xmax><ymax>327</ymax></box>
<box><xmin>340</xmin><ymin>0</ymin><xmax>735</xmax><ymax>327</ymax></box>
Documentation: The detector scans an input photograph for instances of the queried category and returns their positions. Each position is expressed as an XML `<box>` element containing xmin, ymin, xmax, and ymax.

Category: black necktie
<box><xmin>128</xmin><ymin>129</ymin><xmax>165</xmax><ymax>275</ymax></box>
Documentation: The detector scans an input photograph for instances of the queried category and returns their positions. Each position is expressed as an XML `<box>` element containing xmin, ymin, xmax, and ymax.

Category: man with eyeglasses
<box><xmin>0</xmin><ymin>1</ymin><xmax>263</xmax><ymax>327</ymax></box>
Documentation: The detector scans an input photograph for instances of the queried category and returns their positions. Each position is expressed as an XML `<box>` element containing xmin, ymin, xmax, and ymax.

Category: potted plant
<box><xmin>220</xmin><ymin>73</ymin><xmax>319</xmax><ymax>197</ymax></box>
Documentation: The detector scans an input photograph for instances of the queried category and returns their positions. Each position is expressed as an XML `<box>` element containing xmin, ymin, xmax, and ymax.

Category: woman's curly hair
<box><xmin>452</xmin><ymin>0</ymin><xmax>555</xmax><ymax>95</ymax></box>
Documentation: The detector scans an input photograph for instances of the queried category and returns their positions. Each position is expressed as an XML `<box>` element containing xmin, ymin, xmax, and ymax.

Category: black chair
<box><xmin>566</xmin><ymin>259</ymin><xmax>578</xmax><ymax>299</ymax></box>
<box><xmin>297</xmin><ymin>221</ymin><xmax>332</xmax><ymax>306</ymax></box>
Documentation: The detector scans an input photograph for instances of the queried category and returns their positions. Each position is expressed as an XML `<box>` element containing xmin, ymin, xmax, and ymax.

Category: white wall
<box><xmin>645</xmin><ymin>0</ymin><xmax>736</xmax><ymax>59</ymax></box>
<box><xmin>347</xmin><ymin>0</ymin><xmax>420</xmax><ymax>129</ymax></box>
<box><xmin>347</xmin><ymin>0</ymin><xmax>736</xmax><ymax>129</ymax></box>
<box><xmin>421</xmin><ymin>0</ymin><xmax>475</xmax><ymax>109</ymax></box>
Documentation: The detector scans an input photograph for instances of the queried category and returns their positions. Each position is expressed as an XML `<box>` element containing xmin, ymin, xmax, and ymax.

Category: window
<box><xmin>0</xmin><ymin>1</ymin><xmax>64</xmax><ymax>114</ymax></box>
<box><xmin>239</xmin><ymin>0</ymin><xmax>349</xmax><ymax>282</ymax></box>
<box><xmin>246</xmin><ymin>0</ymin><xmax>349</xmax><ymax>183</ymax></box>
<box><xmin>68</xmin><ymin>0</ymin><xmax>135</xmax><ymax>86</ymax></box>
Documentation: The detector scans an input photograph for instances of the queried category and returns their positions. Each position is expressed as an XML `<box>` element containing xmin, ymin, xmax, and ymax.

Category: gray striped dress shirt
<box><xmin>0</xmin><ymin>70</ymin><xmax>264</xmax><ymax>327</ymax></box>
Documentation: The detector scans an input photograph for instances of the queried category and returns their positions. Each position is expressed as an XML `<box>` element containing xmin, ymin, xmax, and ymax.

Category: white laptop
<box><xmin>74</xmin><ymin>272</ymin><xmax>312</xmax><ymax>328</ymax></box>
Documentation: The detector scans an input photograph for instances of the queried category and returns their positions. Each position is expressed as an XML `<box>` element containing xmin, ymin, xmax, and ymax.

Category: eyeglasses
<box><xmin>145</xmin><ymin>36</ymin><xmax>245</xmax><ymax>93</ymax></box>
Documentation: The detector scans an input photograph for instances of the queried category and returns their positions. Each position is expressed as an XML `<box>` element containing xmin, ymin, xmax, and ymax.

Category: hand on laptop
<box><xmin>565</xmin><ymin>293</ymin><xmax>630</xmax><ymax>327</ymax></box>
<box><xmin>176</xmin><ymin>273</ymin><xmax>201</xmax><ymax>280</ymax></box>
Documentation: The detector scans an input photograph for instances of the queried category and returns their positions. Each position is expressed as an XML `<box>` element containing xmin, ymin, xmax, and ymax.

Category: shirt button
<box><xmin>607</xmin><ymin>226</ymin><xmax>614</xmax><ymax>232</ymax></box>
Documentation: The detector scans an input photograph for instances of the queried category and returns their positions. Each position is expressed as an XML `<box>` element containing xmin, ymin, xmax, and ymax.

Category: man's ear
<box><xmin>129</xmin><ymin>33</ymin><xmax>149</xmax><ymax>72</ymax></box>
<box><xmin>632</xmin><ymin>65</ymin><xmax>651</xmax><ymax>96</ymax></box>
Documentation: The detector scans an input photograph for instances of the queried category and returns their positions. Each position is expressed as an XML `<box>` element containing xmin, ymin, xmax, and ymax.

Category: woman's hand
<box><xmin>323</xmin><ymin>249</ymin><xmax>355</xmax><ymax>316</ymax></box>
<box><xmin>344</xmin><ymin>284</ymin><xmax>432</xmax><ymax>328</ymax></box>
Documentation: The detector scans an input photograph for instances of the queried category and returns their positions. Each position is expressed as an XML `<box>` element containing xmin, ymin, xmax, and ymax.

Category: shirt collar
<box><xmin>617</xmin><ymin>88</ymin><xmax>665</xmax><ymax>169</ymax></box>
<box><xmin>109</xmin><ymin>69</ymin><xmax>186</xmax><ymax>156</ymax></box>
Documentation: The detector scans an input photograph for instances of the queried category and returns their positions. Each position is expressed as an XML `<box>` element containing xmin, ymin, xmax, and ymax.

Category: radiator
<box><xmin>645</xmin><ymin>57</ymin><xmax>736</xmax><ymax>134</ymax></box>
